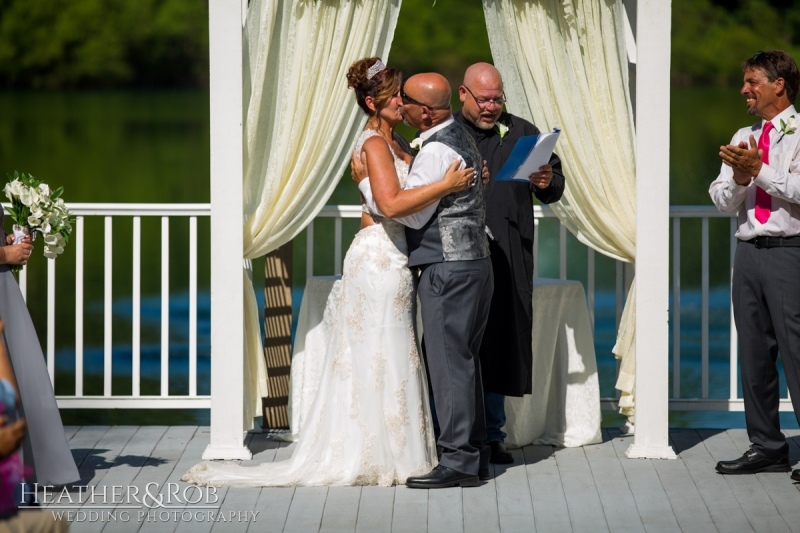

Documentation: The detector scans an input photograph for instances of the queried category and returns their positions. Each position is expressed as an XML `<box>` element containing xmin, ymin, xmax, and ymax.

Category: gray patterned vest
<box><xmin>406</xmin><ymin>121</ymin><xmax>490</xmax><ymax>267</ymax></box>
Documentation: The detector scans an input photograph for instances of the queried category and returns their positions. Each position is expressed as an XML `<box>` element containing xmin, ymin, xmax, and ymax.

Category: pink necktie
<box><xmin>755</xmin><ymin>121</ymin><xmax>774</xmax><ymax>224</ymax></box>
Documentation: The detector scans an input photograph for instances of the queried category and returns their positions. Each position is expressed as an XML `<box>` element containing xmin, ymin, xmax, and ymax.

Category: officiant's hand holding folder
<box><xmin>494</xmin><ymin>128</ymin><xmax>561</xmax><ymax>182</ymax></box>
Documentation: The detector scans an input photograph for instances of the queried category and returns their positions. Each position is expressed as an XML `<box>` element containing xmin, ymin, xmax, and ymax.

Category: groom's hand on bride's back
<box><xmin>351</xmin><ymin>150</ymin><xmax>369</xmax><ymax>184</ymax></box>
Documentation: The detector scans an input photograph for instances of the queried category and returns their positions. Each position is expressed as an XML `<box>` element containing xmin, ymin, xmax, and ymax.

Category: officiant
<box><xmin>454</xmin><ymin>62</ymin><xmax>565</xmax><ymax>464</ymax></box>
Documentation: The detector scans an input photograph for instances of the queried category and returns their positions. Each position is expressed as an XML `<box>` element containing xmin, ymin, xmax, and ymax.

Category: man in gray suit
<box><xmin>358</xmin><ymin>73</ymin><xmax>494</xmax><ymax>488</ymax></box>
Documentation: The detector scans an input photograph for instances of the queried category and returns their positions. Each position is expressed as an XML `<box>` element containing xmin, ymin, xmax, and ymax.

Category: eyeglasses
<box><xmin>401</xmin><ymin>81</ymin><xmax>449</xmax><ymax>110</ymax></box>
<box><xmin>400</xmin><ymin>88</ymin><xmax>430</xmax><ymax>107</ymax></box>
<box><xmin>463</xmin><ymin>85</ymin><xmax>506</xmax><ymax>109</ymax></box>
<box><xmin>401</xmin><ymin>87</ymin><xmax>428</xmax><ymax>108</ymax></box>
<box><xmin>752</xmin><ymin>51</ymin><xmax>779</xmax><ymax>80</ymax></box>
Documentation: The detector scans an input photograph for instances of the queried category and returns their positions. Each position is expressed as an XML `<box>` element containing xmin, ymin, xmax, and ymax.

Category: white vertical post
<box><xmin>161</xmin><ymin>217</ymin><xmax>170</xmax><ymax>397</ymax></box>
<box><xmin>47</xmin><ymin>258</ymin><xmax>56</xmax><ymax>387</ymax></box>
<box><xmin>204</xmin><ymin>0</ymin><xmax>250</xmax><ymax>460</ymax></box>
<box><xmin>104</xmin><ymin>216</ymin><xmax>113</xmax><ymax>397</ymax></box>
<box><xmin>626</xmin><ymin>0</ymin><xmax>677</xmax><ymax>459</ymax></box>
<box><xmin>75</xmin><ymin>216</ymin><xmax>84</xmax><ymax>396</ymax></box>
<box><xmin>189</xmin><ymin>216</ymin><xmax>198</xmax><ymax>397</ymax></box>
<box><xmin>132</xmin><ymin>217</ymin><xmax>141</xmax><ymax>397</ymax></box>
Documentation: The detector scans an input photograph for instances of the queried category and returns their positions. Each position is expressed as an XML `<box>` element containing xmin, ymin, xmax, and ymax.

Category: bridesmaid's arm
<box><xmin>0</xmin><ymin>238</ymin><xmax>32</xmax><ymax>266</ymax></box>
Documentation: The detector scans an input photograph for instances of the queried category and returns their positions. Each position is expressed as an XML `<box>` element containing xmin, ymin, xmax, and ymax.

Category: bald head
<box><xmin>463</xmin><ymin>62</ymin><xmax>504</xmax><ymax>91</ymax></box>
<box><xmin>460</xmin><ymin>63</ymin><xmax>505</xmax><ymax>129</ymax></box>
<box><xmin>404</xmin><ymin>73</ymin><xmax>452</xmax><ymax>110</ymax></box>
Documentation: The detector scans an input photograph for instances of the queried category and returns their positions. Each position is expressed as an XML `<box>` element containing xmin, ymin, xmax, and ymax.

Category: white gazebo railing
<box><xmin>16</xmin><ymin>202</ymin><xmax>788</xmax><ymax>416</ymax></box>
<box><xmin>10</xmin><ymin>202</ymin><xmax>212</xmax><ymax>409</ymax></box>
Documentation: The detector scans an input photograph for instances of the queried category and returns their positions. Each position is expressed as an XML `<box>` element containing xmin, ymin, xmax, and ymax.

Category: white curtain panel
<box><xmin>482</xmin><ymin>0</ymin><xmax>637</xmax><ymax>418</ymax></box>
<box><xmin>239</xmin><ymin>0</ymin><xmax>402</xmax><ymax>423</ymax></box>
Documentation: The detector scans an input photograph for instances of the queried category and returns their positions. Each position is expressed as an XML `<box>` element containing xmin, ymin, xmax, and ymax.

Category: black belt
<box><xmin>739</xmin><ymin>236</ymin><xmax>800</xmax><ymax>248</ymax></box>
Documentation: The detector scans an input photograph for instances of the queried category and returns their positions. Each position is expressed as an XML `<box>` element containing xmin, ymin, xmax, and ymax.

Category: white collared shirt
<box><xmin>709</xmin><ymin>105</ymin><xmax>800</xmax><ymax>239</ymax></box>
<box><xmin>358</xmin><ymin>116</ymin><xmax>466</xmax><ymax>229</ymax></box>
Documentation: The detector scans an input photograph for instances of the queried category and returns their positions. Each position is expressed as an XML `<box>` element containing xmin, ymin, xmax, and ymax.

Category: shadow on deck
<box><xmin>26</xmin><ymin>426</ymin><xmax>800</xmax><ymax>532</ymax></box>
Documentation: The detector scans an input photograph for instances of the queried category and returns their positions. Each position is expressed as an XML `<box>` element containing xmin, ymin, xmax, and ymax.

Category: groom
<box><xmin>359</xmin><ymin>72</ymin><xmax>494</xmax><ymax>488</ymax></box>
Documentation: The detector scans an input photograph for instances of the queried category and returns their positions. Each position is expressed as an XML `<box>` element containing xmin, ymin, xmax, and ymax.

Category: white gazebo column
<box><xmin>203</xmin><ymin>0</ymin><xmax>251</xmax><ymax>461</ymax></box>
<box><xmin>626</xmin><ymin>0</ymin><xmax>677</xmax><ymax>459</ymax></box>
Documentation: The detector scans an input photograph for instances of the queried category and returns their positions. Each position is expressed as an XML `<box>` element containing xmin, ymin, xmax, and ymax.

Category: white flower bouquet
<box><xmin>4</xmin><ymin>171</ymin><xmax>73</xmax><ymax>264</ymax></box>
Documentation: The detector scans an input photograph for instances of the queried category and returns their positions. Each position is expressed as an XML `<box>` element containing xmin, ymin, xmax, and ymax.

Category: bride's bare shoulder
<box><xmin>361</xmin><ymin>134</ymin><xmax>391</xmax><ymax>155</ymax></box>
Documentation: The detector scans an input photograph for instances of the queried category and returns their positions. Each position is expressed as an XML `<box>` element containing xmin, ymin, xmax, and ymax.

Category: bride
<box><xmin>183</xmin><ymin>57</ymin><xmax>476</xmax><ymax>487</ymax></box>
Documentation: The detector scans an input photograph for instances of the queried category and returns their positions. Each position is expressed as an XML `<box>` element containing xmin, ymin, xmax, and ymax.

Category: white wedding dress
<box><xmin>183</xmin><ymin>130</ymin><xmax>437</xmax><ymax>487</ymax></box>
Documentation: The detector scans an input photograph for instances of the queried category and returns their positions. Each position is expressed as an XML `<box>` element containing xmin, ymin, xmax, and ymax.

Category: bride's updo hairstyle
<box><xmin>346</xmin><ymin>57</ymin><xmax>402</xmax><ymax>116</ymax></box>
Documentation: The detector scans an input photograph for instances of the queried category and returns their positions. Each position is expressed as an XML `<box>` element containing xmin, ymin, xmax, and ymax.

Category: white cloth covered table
<box><xmin>290</xmin><ymin>276</ymin><xmax>601</xmax><ymax>447</ymax></box>
<box><xmin>504</xmin><ymin>278</ymin><xmax>601</xmax><ymax>448</ymax></box>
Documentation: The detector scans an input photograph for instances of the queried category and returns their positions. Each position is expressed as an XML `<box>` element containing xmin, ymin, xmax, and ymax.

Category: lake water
<box><xmin>1</xmin><ymin>88</ymin><xmax>796</xmax><ymax>430</ymax></box>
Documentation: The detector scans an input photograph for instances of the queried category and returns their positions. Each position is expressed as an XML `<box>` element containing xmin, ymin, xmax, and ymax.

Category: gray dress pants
<box><xmin>417</xmin><ymin>257</ymin><xmax>493</xmax><ymax>475</ymax></box>
<box><xmin>733</xmin><ymin>241</ymin><xmax>800</xmax><ymax>459</ymax></box>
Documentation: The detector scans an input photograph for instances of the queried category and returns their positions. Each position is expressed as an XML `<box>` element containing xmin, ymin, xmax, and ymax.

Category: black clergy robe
<box><xmin>454</xmin><ymin>110</ymin><xmax>565</xmax><ymax>396</ymax></box>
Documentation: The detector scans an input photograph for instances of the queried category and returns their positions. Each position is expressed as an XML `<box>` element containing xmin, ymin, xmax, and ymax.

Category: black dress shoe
<box><xmin>489</xmin><ymin>441</ymin><xmax>514</xmax><ymax>464</ymax></box>
<box><xmin>478</xmin><ymin>467</ymin><xmax>491</xmax><ymax>480</ymax></box>
<box><xmin>406</xmin><ymin>465</ymin><xmax>480</xmax><ymax>489</ymax></box>
<box><xmin>791</xmin><ymin>469</ymin><xmax>800</xmax><ymax>482</ymax></box>
<box><xmin>715</xmin><ymin>448</ymin><xmax>790</xmax><ymax>475</ymax></box>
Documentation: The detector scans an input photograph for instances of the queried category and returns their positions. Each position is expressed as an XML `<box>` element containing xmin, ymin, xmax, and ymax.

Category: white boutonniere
<box><xmin>410</xmin><ymin>137</ymin><xmax>424</xmax><ymax>153</ymax></box>
<box><xmin>494</xmin><ymin>121</ymin><xmax>509</xmax><ymax>144</ymax></box>
<box><xmin>777</xmin><ymin>115</ymin><xmax>798</xmax><ymax>144</ymax></box>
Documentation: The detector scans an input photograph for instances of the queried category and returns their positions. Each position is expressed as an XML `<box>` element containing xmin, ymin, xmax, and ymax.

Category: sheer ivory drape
<box><xmin>240</xmin><ymin>0</ymin><xmax>402</xmax><ymax>424</ymax></box>
<box><xmin>483</xmin><ymin>0</ymin><xmax>638</xmax><ymax>418</ymax></box>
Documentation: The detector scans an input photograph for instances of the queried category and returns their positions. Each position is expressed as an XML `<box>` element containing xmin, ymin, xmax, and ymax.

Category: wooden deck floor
<box><xmin>29</xmin><ymin>426</ymin><xmax>800</xmax><ymax>532</ymax></box>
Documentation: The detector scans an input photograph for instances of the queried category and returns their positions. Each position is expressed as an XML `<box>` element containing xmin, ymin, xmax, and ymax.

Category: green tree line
<box><xmin>0</xmin><ymin>0</ymin><xmax>798</xmax><ymax>89</ymax></box>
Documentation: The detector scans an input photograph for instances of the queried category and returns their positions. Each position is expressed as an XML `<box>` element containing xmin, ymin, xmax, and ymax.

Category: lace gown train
<box><xmin>182</xmin><ymin>131</ymin><xmax>437</xmax><ymax>487</ymax></box>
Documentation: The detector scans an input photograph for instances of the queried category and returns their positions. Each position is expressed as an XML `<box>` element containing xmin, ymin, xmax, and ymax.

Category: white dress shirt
<box><xmin>709</xmin><ymin>105</ymin><xmax>800</xmax><ymax>239</ymax></box>
<box><xmin>358</xmin><ymin>116</ymin><xmax>466</xmax><ymax>229</ymax></box>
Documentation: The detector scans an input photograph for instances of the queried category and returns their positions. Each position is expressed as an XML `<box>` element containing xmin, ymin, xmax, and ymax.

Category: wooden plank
<box><xmin>64</xmin><ymin>425</ymin><xmax>81</xmax><ymax>441</ymax></box>
<box><xmin>210</xmin><ymin>487</ymin><xmax>261</xmax><ymax>533</ymax></box>
<box><xmin>392</xmin><ymin>486</ymin><xmax>428</xmax><ymax>533</ymax></box>
<box><xmin>249</xmin><ymin>488</ymin><xmax>295</xmax><ymax>533</ymax></box>
<box><xmin>609</xmin><ymin>433</ymin><xmax>681</xmax><ymax>533</ymax></box>
<box><xmin>583</xmin><ymin>431</ymin><xmax>643</xmax><ymax>533</ymax></box>
<box><xmin>700</xmin><ymin>429</ymin><xmax>790</xmax><ymax>533</ymax></box>
<box><xmin>355</xmin><ymin>486</ymin><xmax>394</xmax><ymax>533</ymax></box>
<box><xmin>75</xmin><ymin>426</ymin><xmax>139</xmax><ymax>495</ymax></box>
<box><xmin>646</xmin><ymin>430</ymin><xmax>716</xmax><ymax>533</ymax></box>
<box><xmin>69</xmin><ymin>425</ymin><xmax>111</xmax><ymax>474</ymax></box>
<box><xmin>427</xmin><ymin>487</ymin><xmax>464</xmax><ymax>533</ymax></box>
<box><xmin>522</xmin><ymin>445</ymin><xmax>571</xmax><ymax>533</ymax></box>
<box><xmin>671</xmin><ymin>429</ymin><xmax>754</xmax><ymax>533</ymax></box>
<box><xmin>463</xmin><ymin>477</ymin><xmax>500</xmax><ymax>533</ymax></box>
<box><xmin>555</xmin><ymin>445</ymin><xmax>609</xmax><ymax>532</ymax></box>
<box><xmin>495</xmin><ymin>448</ymin><xmax>532</xmax><ymax>519</ymax></box>
<box><xmin>319</xmin><ymin>486</ymin><xmax>361</xmax><ymax>533</ymax></box>
<box><xmin>135</xmin><ymin>427</ymin><xmax>216</xmax><ymax>533</ymax></box>
<box><xmin>97</xmin><ymin>426</ymin><xmax>169</xmax><ymax>533</ymax></box>
<box><xmin>283</xmin><ymin>486</ymin><xmax>328</xmax><ymax>533</ymax></box>
<box><xmin>240</xmin><ymin>432</ymin><xmax>282</xmax><ymax>466</ymax></box>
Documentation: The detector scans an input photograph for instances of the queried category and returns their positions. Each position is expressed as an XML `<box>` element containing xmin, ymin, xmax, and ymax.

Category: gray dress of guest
<box><xmin>0</xmin><ymin>204</ymin><xmax>79</xmax><ymax>486</ymax></box>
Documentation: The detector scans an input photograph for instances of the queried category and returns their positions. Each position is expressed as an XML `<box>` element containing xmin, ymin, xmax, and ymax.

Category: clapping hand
<box><xmin>720</xmin><ymin>136</ymin><xmax>763</xmax><ymax>186</ymax></box>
